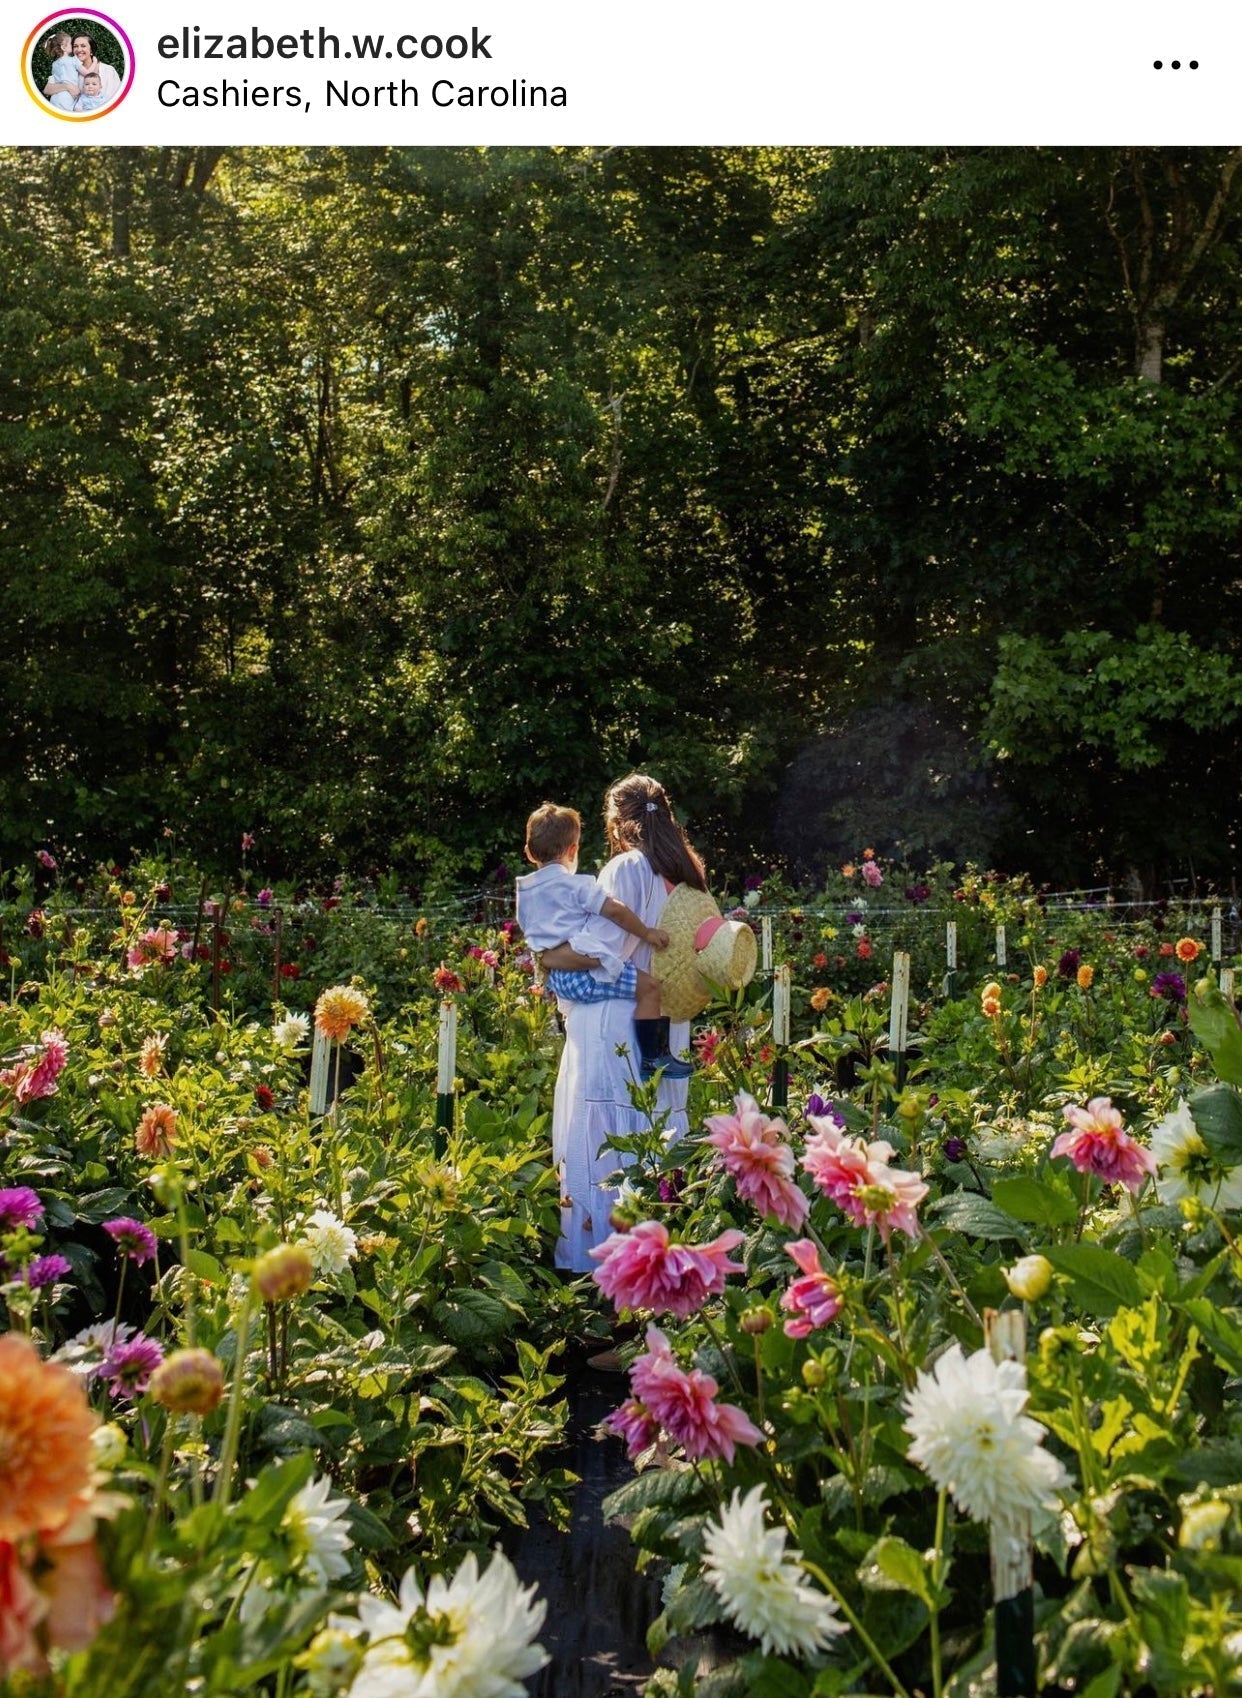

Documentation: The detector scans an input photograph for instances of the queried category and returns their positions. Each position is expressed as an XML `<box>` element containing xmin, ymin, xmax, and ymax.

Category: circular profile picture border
<box><xmin>22</xmin><ymin>8</ymin><xmax>135</xmax><ymax>122</ymax></box>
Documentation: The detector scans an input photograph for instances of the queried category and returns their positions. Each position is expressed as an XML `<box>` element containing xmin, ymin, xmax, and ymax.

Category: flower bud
<box><xmin>298</xmin><ymin>1627</ymin><xmax>363</xmax><ymax>1696</ymax></box>
<box><xmin>253</xmin><ymin>1243</ymin><xmax>314</xmax><ymax>1303</ymax></box>
<box><xmin>896</xmin><ymin>1093</ymin><xmax>922</xmax><ymax>1122</ymax></box>
<box><xmin>1179</xmin><ymin>1499</ymin><xmax>1230</xmax><ymax>1550</ymax></box>
<box><xmin>1004</xmin><ymin>1253</ymin><xmax>1053</xmax><ymax>1302</ymax></box>
<box><xmin>740</xmin><ymin>1305</ymin><xmax>773</xmax><ymax>1336</ymax></box>
<box><xmin>91</xmin><ymin>1422</ymin><xmax>128</xmax><ymax>1469</ymax></box>
<box><xmin>801</xmin><ymin>1358</ymin><xmax>828</xmax><ymax>1389</ymax></box>
<box><xmin>982</xmin><ymin>981</ymin><xmax>1002</xmax><ymax>1001</ymax></box>
<box><xmin>150</xmin><ymin>1347</ymin><xmax>227</xmax><ymax>1415</ymax></box>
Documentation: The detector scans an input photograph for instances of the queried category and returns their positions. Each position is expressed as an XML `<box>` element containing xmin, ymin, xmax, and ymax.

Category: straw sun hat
<box><xmin>651</xmin><ymin>885</ymin><xmax>758</xmax><ymax>1022</ymax></box>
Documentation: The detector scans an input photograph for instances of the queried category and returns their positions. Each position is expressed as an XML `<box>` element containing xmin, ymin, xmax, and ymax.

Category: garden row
<box><xmin>2</xmin><ymin>847</ymin><xmax>1241</xmax><ymax>1695</ymax></box>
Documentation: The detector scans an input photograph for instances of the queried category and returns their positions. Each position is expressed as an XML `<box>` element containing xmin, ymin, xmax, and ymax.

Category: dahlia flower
<box><xmin>1051</xmin><ymin>1097</ymin><xmax>1156</xmax><ymax>1195</ymax></box>
<box><xmin>0</xmin><ymin>1335</ymin><xmax>96</xmax><ymax>1542</ymax></box>
<box><xmin>703</xmin><ymin>1093</ymin><xmax>809</xmax><ymax>1230</ymax></box>
<box><xmin>100</xmin><ymin>1335</ymin><xmax>165</xmax><ymax>1400</ymax></box>
<box><xmin>313</xmin><ymin>985</ymin><xmax>369</xmax><ymax>1044</ymax></box>
<box><xmin>135</xmin><ymin>1102</ymin><xmax>178</xmax><ymax>1159</ymax></box>
<box><xmin>302</xmin><ymin>1208</ymin><xmax>358</xmax><ymax>1276</ymax></box>
<box><xmin>590</xmin><ymin>1220</ymin><xmax>744</xmax><ymax>1319</ymax></box>
<box><xmin>149</xmin><ymin>1348</ymin><xmax>226</xmax><ymax>1416</ymax></box>
<box><xmin>903</xmin><ymin>1343</ymin><xmax>1069</xmax><ymax>1527</ymax></box>
<box><xmin>780</xmin><ymin>1239</ymin><xmax>843</xmax><ymax>1338</ymax></box>
<box><xmin>627</xmin><ymin>1326</ymin><xmax>763</xmax><ymax>1463</ymax></box>
<box><xmin>702</xmin><ymin>1486</ymin><xmax>847</xmax><ymax>1657</ymax></box>
<box><xmin>802</xmin><ymin>1132</ymin><xmax>927</xmax><ymax>1241</ymax></box>
<box><xmin>336</xmin><ymin>1549</ymin><xmax>547</xmax><ymax>1698</ymax></box>
<box><xmin>1150</xmin><ymin>1100</ymin><xmax>1242</xmax><ymax>1209</ymax></box>
<box><xmin>103</xmin><ymin>1217</ymin><xmax>158</xmax><ymax>1265</ymax></box>
<box><xmin>0</xmin><ymin>1187</ymin><xmax>45</xmax><ymax>1232</ymax></box>
<box><xmin>0</xmin><ymin>1031</ymin><xmax>68</xmax><ymax>1104</ymax></box>
<box><xmin>273</xmin><ymin>1011</ymin><xmax>310</xmax><ymax>1050</ymax></box>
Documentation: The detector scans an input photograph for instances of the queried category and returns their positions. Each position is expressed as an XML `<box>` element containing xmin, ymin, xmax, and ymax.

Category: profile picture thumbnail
<box><xmin>25</xmin><ymin>11</ymin><xmax>133</xmax><ymax>119</ymax></box>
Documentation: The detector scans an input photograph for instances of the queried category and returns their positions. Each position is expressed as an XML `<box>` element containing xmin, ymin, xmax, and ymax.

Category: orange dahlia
<box><xmin>1033</xmin><ymin>965</ymin><xmax>1048</xmax><ymax>989</ymax></box>
<box><xmin>314</xmin><ymin>985</ymin><xmax>369</xmax><ymax>1044</ymax></box>
<box><xmin>1076</xmin><ymin>964</ymin><xmax>1095</xmax><ymax>989</ymax></box>
<box><xmin>1175</xmin><ymin>937</ymin><xmax>1203</xmax><ymax>964</ymax></box>
<box><xmin>0</xmin><ymin>1336</ymin><xmax>96</xmax><ymax>1543</ymax></box>
<box><xmin>135</xmin><ymin>1102</ymin><xmax>177</xmax><ymax>1159</ymax></box>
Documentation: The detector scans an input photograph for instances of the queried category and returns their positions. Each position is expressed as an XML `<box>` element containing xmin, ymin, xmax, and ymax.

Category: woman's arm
<box><xmin>540</xmin><ymin>943</ymin><xmax>600</xmax><ymax>971</ymax></box>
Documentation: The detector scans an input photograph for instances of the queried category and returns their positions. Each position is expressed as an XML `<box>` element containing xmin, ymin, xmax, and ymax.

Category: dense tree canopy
<box><xmin>2</xmin><ymin>146</ymin><xmax>1239</xmax><ymax>887</ymax></box>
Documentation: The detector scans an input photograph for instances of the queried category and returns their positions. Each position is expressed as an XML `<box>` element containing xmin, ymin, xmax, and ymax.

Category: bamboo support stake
<box><xmin>995</xmin><ymin>924</ymin><xmax>1007</xmax><ymax>967</ymax></box>
<box><xmin>889</xmin><ymin>952</ymin><xmax>910</xmax><ymax>1087</ymax></box>
<box><xmin>985</xmin><ymin>1308</ymin><xmax>1036</xmax><ymax>1697</ymax></box>
<box><xmin>761</xmin><ymin>917</ymin><xmax>773</xmax><ymax>975</ymax></box>
<box><xmin>271</xmin><ymin>907</ymin><xmax>284</xmax><ymax>1006</ymax></box>
<box><xmin>435</xmin><ymin>999</ymin><xmax>458</xmax><ymax>1155</ymax></box>
<box><xmin>1212</xmin><ymin>907</ymin><xmax>1223</xmax><ymax>963</ymax></box>
<box><xmin>771</xmin><ymin>963</ymin><xmax>791</xmax><ymax>1112</ymax></box>
<box><xmin>946</xmin><ymin>921</ymin><xmax>957</xmax><ymax>969</ymax></box>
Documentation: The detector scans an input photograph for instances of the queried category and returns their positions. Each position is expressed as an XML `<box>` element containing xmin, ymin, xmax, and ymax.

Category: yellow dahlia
<box><xmin>314</xmin><ymin>985</ymin><xmax>369</xmax><ymax>1044</ymax></box>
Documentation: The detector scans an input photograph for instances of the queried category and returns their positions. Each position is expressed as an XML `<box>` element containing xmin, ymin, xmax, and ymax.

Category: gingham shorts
<box><xmin>546</xmin><ymin>962</ymin><xmax>639</xmax><ymax>1004</ymax></box>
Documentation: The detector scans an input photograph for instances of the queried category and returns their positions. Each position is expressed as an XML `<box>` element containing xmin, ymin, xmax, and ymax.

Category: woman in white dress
<box><xmin>540</xmin><ymin>773</ymin><xmax>709</xmax><ymax>1272</ymax></box>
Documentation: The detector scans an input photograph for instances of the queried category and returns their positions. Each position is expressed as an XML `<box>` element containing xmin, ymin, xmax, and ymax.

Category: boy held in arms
<box><xmin>515</xmin><ymin>803</ymin><xmax>692</xmax><ymax>1079</ymax></box>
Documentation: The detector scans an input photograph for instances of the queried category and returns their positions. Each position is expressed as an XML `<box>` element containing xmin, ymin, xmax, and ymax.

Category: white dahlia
<box><xmin>1150</xmin><ymin>1100</ymin><xmax>1242</xmax><ymax>1209</ymax></box>
<box><xmin>273</xmin><ymin>1011</ymin><xmax>311</xmax><ymax>1051</ymax></box>
<box><xmin>903</xmin><ymin>1343</ymin><xmax>1069</xmax><ymax>1527</ymax></box>
<box><xmin>701</xmin><ymin>1486</ymin><xmax>846</xmax><ymax>1658</ymax></box>
<box><xmin>286</xmin><ymin>1473</ymin><xmax>354</xmax><ymax>1587</ymax></box>
<box><xmin>303</xmin><ymin>1208</ymin><xmax>358</xmax><ymax>1276</ymax></box>
<box><xmin>341</xmin><ymin>1550</ymin><xmax>547</xmax><ymax>1698</ymax></box>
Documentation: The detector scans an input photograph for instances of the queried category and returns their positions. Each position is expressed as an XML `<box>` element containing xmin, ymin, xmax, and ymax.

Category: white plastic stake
<box><xmin>436</xmin><ymin>999</ymin><xmax>458</xmax><ymax>1096</ymax></box>
<box><xmin>309</xmin><ymin>1024</ymin><xmax>331</xmax><ymax>1116</ymax></box>
<box><xmin>1212</xmin><ymin>908</ymin><xmax>1223</xmax><ymax>962</ymax></box>
<box><xmin>772</xmin><ymin>963</ymin><xmax>791</xmax><ymax>1045</ymax></box>
<box><xmin>761</xmin><ymin>917</ymin><xmax>773</xmax><ymax>974</ymax></box>
<box><xmin>889</xmin><ymin>952</ymin><xmax>910</xmax><ymax>1057</ymax></box>
<box><xmin>996</xmin><ymin>924</ymin><xmax>1007</xmax><ymax>967</ymax></box>
<box><xmin>1222</xmin><ymin>968</ymin><xmax>1235</xmax><ymax>1001</ymax></box>
<box><xmin>946</xmin><ymin>921</ymin><xmax>957</xmax><ymax>969</ymax></box>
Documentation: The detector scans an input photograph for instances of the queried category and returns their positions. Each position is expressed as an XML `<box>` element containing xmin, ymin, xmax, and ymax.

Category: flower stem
<box><xmin>699</xmin><ymin>1310</ymin><xmax>747</xmax><ymax>1401</ymax></box>
<box><xmin>929</xmin><ymin>1487</ymin><xmax>948</xmax><ymax>1698</ymax></box>
<box><xmin>799</xmin><ymin>1556</ymin><xmax>913</xmax><ymax>1698</ymax></box>
<box><xmin>143</xmin><ymin>1418</ymin><xmax>176</xmax><ymax>1555</ymax></box>
<box><xmin>213</xmin><ymin>1284</ymin><xmax>257</xmax><ymax>1507</ymax></box>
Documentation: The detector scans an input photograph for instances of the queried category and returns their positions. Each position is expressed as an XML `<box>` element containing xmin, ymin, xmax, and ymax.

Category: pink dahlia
<box><xmin>590</xmin><ymin>1220</ymin><xmax>745</xmax><ymax>1319</ymax></box>
<box><xmin>100</xmin><ymin>1335</ymin><xmax>165</xmax><ymax>1400</ymax></box>
<box><xmin>1051</xmin><ymin>1097</ymin><xmax>1157</xmax><ymax>1196</ymax></box>
<box><xmin>628</xmin><ymin>1326</ymin><xmax>763</xmax><ymax>1463</ymax></box>
<box><xmin>0</xmin><ymin>1032</ymin><xmax>68</xmax><ymax>1105</ymax></box>
<box><xmin>605</xmin><ymin>1398</ymin><xmax>661</xmax><ymax>1462</ymax></box>
<box><xmin>780</xmin><ymin>1239</ymin><xmax>843</xmax><ymax>1338</ymax></box>
<box><xmin>802</xmin><ymin>1133</ymin><xmax>927</xmax><ymax>1243</ymax></box>
<box><xmin>703</xmin><ymin>1093</ymin><xmax>809</xmax><ymax>1230</ymax></box>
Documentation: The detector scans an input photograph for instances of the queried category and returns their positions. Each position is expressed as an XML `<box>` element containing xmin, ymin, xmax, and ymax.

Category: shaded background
<box><xmin>2</xmin><ymin>146</ymin><xmax>1240</xmax><ymax>890</ymax></box>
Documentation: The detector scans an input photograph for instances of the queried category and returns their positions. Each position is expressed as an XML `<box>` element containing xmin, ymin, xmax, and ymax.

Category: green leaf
<box><xmin>930</xmin><ymin>1193</ymin><xmax>1027</xmax><ymax>1243</ymax></box>
<box><xmin>1079</xmin><ymin>1666</ymin><xmax>1121</xmax><ymax>1698</ymax></box>
<box><xmin>1188</xmin><ymin>1082</ymin><xmax>1242</xmax><ymax>1162</ymax></box>
<box><xmin>183</xmin><ymin>1247</ymin><xmax>226</xmax><ymax>1285</ymax></box>
<box><xmin>1042</xmin><ymin>1244</ymin><xmax>1143</xmax><ymax>1315</ymax></box>
<box><xmin>1188</xmin><ymin>986</ymin><xmax>1242</xmax><ymax>1085</ymax></box>
<box><xmin>235</xmin><ymin>1450</ymin><xmax>316</xmax><ymax>1528</ymax></box>
<box><xmin>603</xmin><ymin>1467</ymin><xmax>704</xmax><ymax>1522</ymax></box>
<box><xmin>1179</xmin><ymin>1298</ymin><xmax>1242</xmax><ymax>1374</ymax></box>
<box><xmin>992</xmin><ymin>1175</ymin><xmax>1079</xmax><ymax>1227</ymax></box>
<box><xmin>858</xmin><ymin>1536</ymin><xmax>934</xmax><ymax>1606</ymax></box>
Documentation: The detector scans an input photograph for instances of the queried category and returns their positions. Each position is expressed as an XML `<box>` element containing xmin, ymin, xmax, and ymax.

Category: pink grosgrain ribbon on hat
<box><xmin>694</xmin><ymin>916</ymin><xmax>726</xmax><ymax>951</ymax></box>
